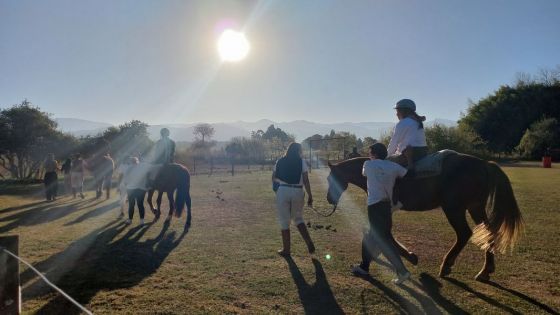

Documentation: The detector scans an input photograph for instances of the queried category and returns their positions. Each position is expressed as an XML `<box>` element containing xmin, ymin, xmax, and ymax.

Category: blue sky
<box><xmin>1</xmin><ymin>0</ymin><xmax>559</xmax><ymax>125</ymax></box>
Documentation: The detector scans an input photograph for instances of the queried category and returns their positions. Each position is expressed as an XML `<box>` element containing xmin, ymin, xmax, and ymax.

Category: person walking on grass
<box><xmin>61</xmin><ymin>158</ymin><xmax>72</xmax><ymax>195</ymax></box>
<box><xmin>71</xmin><ymin>153</ymin><xmax>85</xmax><ymax>199</ymax></box>
<box><xmin>272</xmin><ymin>142</ymin><xmax>315</xmax><ymax>256</ymax></box>
<box><xmin>43</xmin><ymin>153</ymin><xmax>59</xmax><ymax>201</ymax></box>
<box><xmin>123</xmin><ymin>157</ymin><xmax>149</xmax><ymax>226</ymax></box>
<box><xmin>351</xmin><ymin>143</ymin><xmax>411</xmax><ymax>284</ymax></box>
<box><xmin>116</xmin><ymin>158</ymin><xmax>131</xmax><ymax>218</ymax></box>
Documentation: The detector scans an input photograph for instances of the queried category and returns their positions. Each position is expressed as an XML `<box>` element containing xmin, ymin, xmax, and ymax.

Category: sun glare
<box><xmin>217</xmin><ymin>29</ymin><xmax>250</xmax><ymax>62</ymax></box>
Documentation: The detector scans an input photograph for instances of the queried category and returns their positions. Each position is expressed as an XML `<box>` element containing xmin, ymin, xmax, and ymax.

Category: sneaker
<box><xmin>351</xmin><ymin>265</ymin><xmax>369</xmax><ymax>276</ymax></box>
<box><xmin>139</xmin><ymin>219</ymin><xmax>145</xmax><ymax>225</ymax></box>
<box><xmin>125</xmin><ymin>219</ymin><xmax>132</xmax><ymax>225</ymax></box>
<box><xmin>392</xmin><ymin>271</ymin><xmax>411</xmax><ymax>285</ymax></box>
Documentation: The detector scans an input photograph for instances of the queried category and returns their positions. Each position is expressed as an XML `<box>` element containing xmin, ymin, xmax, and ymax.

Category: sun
<box><xmin>217</xmin><ymin>29</ymin><xmax>250</xmax><ymax>62</ymax></box>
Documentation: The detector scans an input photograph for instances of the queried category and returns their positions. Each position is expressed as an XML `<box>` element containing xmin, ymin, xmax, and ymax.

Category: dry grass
<box><xmin>0</xmin><ymin>165</ymin><xmax>559</xmax><ymax>314</ymax></box>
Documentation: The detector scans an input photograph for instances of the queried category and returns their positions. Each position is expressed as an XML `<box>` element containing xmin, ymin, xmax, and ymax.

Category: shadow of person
<box><xmin>24</xmin><ymin>220</ymin><xmax>187</xmax><ymax>314</ymax></box>
<box><xmin>356</xmin><ymin>273</ymin><xmax>422</xmax><ymax>314</ymax></box>
<box><xmin>63</xmin><ymin>200</ymin><xmax>120</xmax><ymax>226</ymax></box>
<box><xmin>410</xmin><ymin>273</ymin><xmax>468</xmax><ymax>314</ymax></box>
<box><xmin>442</xmin><ymin>277</ymin><xmax>523</xmax><ymax>315</ymax></box>
<box><xmin>0</xmin><ymin>199</ymin><xmax>96</xmax><ymax>234</ymax></box>
<box><xmin>284</xmin><ymin>257</ymin><xmax>343</xmax><ymax>314</ymax></box>
<box><xmin>484</xmin><ymin>280</ymin><xmax>559</xmax><ymax>315</ymax></box>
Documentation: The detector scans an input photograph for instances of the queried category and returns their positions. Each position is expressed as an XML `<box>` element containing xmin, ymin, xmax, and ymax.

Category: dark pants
<box><xmin>387</xmin><ymin>146</ymin><xmax>429</xmax><ymax>167</ymax></box>
<box><xmin>44</xmin><ymin>172</ymin><xmax>58</xmax><ymax>200</ymax></box>
<box><xmin>127</xmin><ymin>189</ymin><xmax>146</xmax><ymax>220</ymax></box>
<box><xmin>360</xmin><ymin>201</ymin><xmax>407</xmax><ymax>274</ymax></box>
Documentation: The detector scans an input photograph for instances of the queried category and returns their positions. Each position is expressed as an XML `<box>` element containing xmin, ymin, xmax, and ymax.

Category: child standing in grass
<box><xmin>352</xmin><ymin>143</ymin><xmax>411</xmax><ymax>284</ymax></box>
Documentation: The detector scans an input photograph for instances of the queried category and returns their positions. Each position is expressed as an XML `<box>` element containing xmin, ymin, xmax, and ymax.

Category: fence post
<box><xmin>0</xmin><ymin>235</ymin><xmax>20</xmax><ymax>315</ymax></box>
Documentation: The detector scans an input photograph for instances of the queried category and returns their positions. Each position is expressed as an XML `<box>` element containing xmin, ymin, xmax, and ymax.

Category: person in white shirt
<box><xmin>116</xmin><ymin>159</ymin><xmax>131</xmax><ymax>218</ymax></box>
<box><xmin>387</xmin><ymin>99</ymin><xmax>428</xmax><ymax>174</ymax></box>
<box><xmin>351</xmin><ymin>143</ymin><xmax>411</xmax><ymax>284</ymax></box>
<box><xmin>123</xmin><ymin>157</ymin><xmax>149</xmax><ymax>225</ymax></box>
<box><xmin>272</xmin><ymin>142</ymin><xmax>315</xmax><ymax>257</ymax></box>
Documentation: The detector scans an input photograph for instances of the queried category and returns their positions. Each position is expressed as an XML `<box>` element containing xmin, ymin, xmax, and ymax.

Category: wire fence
<box><xmin>0</xmin><ymin>246</ymin><xmax>93</xmax><ymax>315</ymax></box>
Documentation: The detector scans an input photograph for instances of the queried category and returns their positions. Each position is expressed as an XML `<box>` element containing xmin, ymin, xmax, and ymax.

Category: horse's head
<box><xmin>326</xmin><ymin>161</ymin><xmax>349</xmax><ymax>207</ymax></box>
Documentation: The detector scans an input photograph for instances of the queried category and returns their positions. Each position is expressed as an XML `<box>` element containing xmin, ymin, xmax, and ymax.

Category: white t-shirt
<box><xmin>362</xmin><ymin>159</ymin><xmax>408</xmax><ymax>206</ymax></box>
<box><xmin>123</xmin><ymin>163</ymin><xmax>149</xmax><ymax>190</ymax></box>
<box><xmin>273</xmin><ymin>159</ymin><xmax>309</xmax><ymax>185</ymax></box>
<box><xmin>387</xmin><ymin>117</ymin><xmax>427</xmax><ymax>156</ymax></box>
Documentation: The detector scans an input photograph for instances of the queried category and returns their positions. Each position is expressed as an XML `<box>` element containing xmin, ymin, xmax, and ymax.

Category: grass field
<box><xmin>1</xmin><ymin>164</ymin><xmax>559</xmax><ymax>314</ymax></box>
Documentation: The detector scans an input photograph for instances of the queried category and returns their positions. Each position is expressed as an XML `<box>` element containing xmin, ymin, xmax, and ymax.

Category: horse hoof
<box><xmin>439</xmin><ymin>265</ymin><xmax>452</xmax><ymax>277</ymax></box>
<box><xmin>408</xmin><ymin>253</ymin><xmax>419</xmax><ymax>266</ymax></box>
<box><xmin>475</xmin><ymin>272</ymin><xmax>490</xmax><ymax>282</ymax></box>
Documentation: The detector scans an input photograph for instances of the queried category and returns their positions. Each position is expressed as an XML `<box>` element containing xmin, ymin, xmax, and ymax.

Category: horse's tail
<box><xmin>174</xmin><ymin>168</ymin><xmax>191</xmax><ymax>217</ymax></box>
<box><xmin>472</xmin><ymin>162</ymin><xmax>524</xmax><ymax>253</ymax></box>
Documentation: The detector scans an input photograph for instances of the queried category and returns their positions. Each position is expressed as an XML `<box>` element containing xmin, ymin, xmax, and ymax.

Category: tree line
<box><xmin>2</xmin><ymin>66</ymin><xmax>559</xmax><ymax>179</ymax></box>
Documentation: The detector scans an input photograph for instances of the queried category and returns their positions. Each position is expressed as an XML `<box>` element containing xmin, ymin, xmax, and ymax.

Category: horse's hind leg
<box><xmin>440</xmin><ymin>207</ymin><xmax>472</xmax><ymax>277</ymax></box>
<box><xmin>468</xmin><ymin>205</ymin><xmax>495</xmax><ymax>282</ymax></box>
<box><xmin>166</xmin><ymin>191</ymin><xmax>176</xmax><ymax>221</ymax></box>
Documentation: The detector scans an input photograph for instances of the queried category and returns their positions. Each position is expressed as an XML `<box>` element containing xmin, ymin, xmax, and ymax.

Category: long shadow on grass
<box><xmin>357</xmin><ymin>274</ymin><xmax>422</xmax><ymax>314</ymax></box>
<box><xmin>443</xmin><ymin>277</ymin><xmax>523</xmax><ymax>315</ymax></box>
<box><xmin>284</xmin><ymin>257</ymin><xmax>344</xmax><ymax>314</ymax></box>
<box><xmin>412</xmin><ymin>273</ymin><xmax>468</xmax><ymax>314</ymax></box>
<box><xmin>27</xmin><ymin>221</ymin><xmax>187</xmax><ymax>314</ymax></box>
<box><xmin>63</xmin><ymin>200</ymin><xmax>119</xmax><ymax>226</ymax></box>
<box><xmin>0</xmin><ymin>200</ymin><xmax>47</xmax><ymax>215</ymax></box>
<box><xmin>485</xmin><ymin>280</ymin><xmax>560</xmax><ymax>315</ymax></box>
<box><xmin>0</xmin><ymin>199</ymin><xmax>98</xmax><ymax>234</ymax></box>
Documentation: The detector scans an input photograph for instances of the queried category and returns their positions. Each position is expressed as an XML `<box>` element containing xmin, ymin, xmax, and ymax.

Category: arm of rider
<box><xmin>302</xmin><ymin>172</ymin><xmax>313</xmax><ymax>207</ymax></box>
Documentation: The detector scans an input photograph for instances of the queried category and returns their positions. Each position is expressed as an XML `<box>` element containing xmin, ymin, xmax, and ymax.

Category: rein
<box><xmin>309</xmin><ymin>204</ymin><xmax>338</xmax><ymax>217</ymax></box>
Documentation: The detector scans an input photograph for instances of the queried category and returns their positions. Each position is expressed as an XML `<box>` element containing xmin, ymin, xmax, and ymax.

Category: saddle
<box><xmin>413</xmin><ymin>149</ymin><xmax>458</xmax><ymax>178</ymax></box>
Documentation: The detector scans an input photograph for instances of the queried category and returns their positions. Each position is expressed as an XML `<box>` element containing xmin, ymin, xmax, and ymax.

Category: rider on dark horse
<box><xmin>152</xmin><ymin>128</ymin><xmax>176</xmax><ymax>165</ymax></box>
<box><xmin>386</xmin><ymin>99</ymin><xmax>428</xmax><ymax>174</ymax></box>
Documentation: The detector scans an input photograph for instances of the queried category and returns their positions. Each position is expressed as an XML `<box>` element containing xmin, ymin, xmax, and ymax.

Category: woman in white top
<box><xmin>387</xmin><ymin>99</ymin><xmax>428</xmax><ymax>172</ymax></box>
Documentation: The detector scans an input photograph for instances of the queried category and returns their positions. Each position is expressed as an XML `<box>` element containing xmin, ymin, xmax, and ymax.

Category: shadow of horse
<box><xmin>23</xmin><ymin>220</ymin><xmax>187</xmax><ymax>314</ymax></box>
<box><xmin>284</xmin><ymin>257</ymin><xmax>343</xmax><ymax>314</ymax></box>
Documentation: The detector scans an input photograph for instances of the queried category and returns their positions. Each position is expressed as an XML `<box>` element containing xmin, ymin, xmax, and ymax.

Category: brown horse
<box><xmin>326</xmin><ymin>153</ymin><xmax>524</xmax><ymax>281</ymax></box>
<box><xmin>146</xmin><ymin>163</ymin><xmax>192</xmax><ymax>228</ymax></box>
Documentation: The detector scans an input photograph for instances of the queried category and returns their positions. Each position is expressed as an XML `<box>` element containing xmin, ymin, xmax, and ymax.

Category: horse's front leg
<box><xmin>167</xmin><ymin>191</ymin><xmax>176</xmax><ymax>220</ymax></box>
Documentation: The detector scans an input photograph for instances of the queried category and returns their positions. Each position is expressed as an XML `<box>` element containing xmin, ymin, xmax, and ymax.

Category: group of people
<box><xmin>272</xmin><ymin>98</ymin><xmax>427</xmax><ymax>285</ymax></box>
<box><xmin>43</xmin><ymin>153</ymin><xmax>88</xmax><ymax>201</ymax></box>
<box><xmin>41</xmin><ymin>128</ymin><xmax>176</xmax><ymax>227</ymax></box>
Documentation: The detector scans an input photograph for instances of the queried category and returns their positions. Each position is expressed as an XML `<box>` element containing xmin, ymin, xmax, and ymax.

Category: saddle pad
<box><xmin>414</xmin><ymin>149</ymin><xmax>458</xmax><ymax>178</ymax></box>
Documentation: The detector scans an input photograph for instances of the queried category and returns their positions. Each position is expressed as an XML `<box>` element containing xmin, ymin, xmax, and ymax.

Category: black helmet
<box><xmin>160</xmin><ymin>128</ymin><xmax>170</xmax><ymax>137</ymax></box>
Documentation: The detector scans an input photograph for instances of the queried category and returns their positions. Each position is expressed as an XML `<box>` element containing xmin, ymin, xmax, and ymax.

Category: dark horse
<box><xmin>146</xmin><ymin>163</ymin><xmax>192</xmax><ymax>228</ymax></box>
<box><xmin>326</xmin><ymin>153</ymin><xmax>524</xmax><ymax>281</ymax></box>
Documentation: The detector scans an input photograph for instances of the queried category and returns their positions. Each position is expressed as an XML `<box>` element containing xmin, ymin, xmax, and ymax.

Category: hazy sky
<box><xmin>1</xmin><ymin>0</ymin><xmax>559</xmax><ymax>125</ymax></box>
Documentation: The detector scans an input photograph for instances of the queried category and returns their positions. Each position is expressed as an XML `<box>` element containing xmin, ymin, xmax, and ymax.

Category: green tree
<box><xmin>459</xmin><ymin>67</ymin><xmax>560</xmax><ymax>153</ymax></box>
<box><xmin>0</xmin><ymin>100</ymin><xmax>76</xmax><ymax>179</ymax></box>
<box><xmin>517</xmin><ymin>117</ymin><xmax>560</xmax><ymax>159</ymax></box>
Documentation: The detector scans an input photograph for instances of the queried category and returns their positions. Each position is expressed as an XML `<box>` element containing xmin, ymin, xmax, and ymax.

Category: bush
<box><xmin>517</xmin><ymin>117</ymin><xmax>560</xmax><ymax>159</ymax></box>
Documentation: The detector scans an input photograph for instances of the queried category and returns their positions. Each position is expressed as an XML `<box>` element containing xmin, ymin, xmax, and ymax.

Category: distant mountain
<box><xmin>55</xmin><ymin>118</ymin><xmax>113</xmax><ymax>137</ymax></box>
<box><xmin>55</xmin><ymin>118</ymin><xmax>457</xmax><ymax>142</ymax></box>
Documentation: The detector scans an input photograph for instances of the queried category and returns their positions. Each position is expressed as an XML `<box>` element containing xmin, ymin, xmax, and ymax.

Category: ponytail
<box><xmin>401</xmin><ymin>108</ymin><xmax>426</xmax><ymax>129</ymax></box>
<box><xmin>411</xmin><ymin>112</ymin><xmax>426</xmax><ymax>129</ymax></box>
